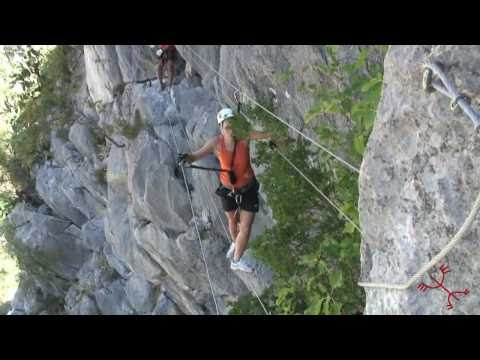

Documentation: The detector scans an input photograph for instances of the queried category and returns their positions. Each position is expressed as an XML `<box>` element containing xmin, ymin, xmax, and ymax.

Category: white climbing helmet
<box><xmin>156</xmin><ymin>49</ymin><xmax>164</xmax><ymax>57</ymax></box>
<box><xmin>217</xmin><ymin>108</ymin><xmax>235</xmax><ymax>125</ymax></box>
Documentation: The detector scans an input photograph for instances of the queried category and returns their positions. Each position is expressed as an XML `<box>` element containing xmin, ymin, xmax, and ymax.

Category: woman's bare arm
<box><xmin>184</xmin><ymin>137</ymin><xmax>217</xmax><ymax>163</ymax></box>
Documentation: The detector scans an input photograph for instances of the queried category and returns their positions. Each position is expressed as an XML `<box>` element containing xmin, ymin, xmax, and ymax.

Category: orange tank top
<box><xmin>216</xmin><ymin>135</ymin><xmax>255</xmax><ymax>190</ymax></box>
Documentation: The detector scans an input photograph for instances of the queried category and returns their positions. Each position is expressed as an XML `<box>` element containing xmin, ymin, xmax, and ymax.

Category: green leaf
<box><xmin>315</xmin><ymin>98</ymin><xmax>341</xmax><ymax>115</ymax></box>
<box><xmin>326</xmin><ymin>45</ymin><xmax>339</xmax><ymax>58</ymax></box>
<box><xmin>355</xmin><ymin>48</ymin><xmax>369</xmax><ymax>69</ymax></box>
<box><xmin>343</xmin><ymin>221</ymin><xmax>356</xmax><ymax>234</ymax></box>
<box><xmin>331</xmin><ymin>302</ymin><xmax>343</xmax><ymax>315</ymax></box>
<box><xmin>361</xmin><ymin>76</ymin><xmax>382</xmax><ymax>93</ymax></box>
<box><xmin>362</xmin><ymin>109</ymin><xmax>376</xmax><ymax>133</ymax></box>
<box><xmin>304</xmin><ymin>297</ymin><xmax>325</xmax><ymax>315</ymax></box>
<box><xmin>317</xmin><ymin>282</ymin><xmax>328</xmax><ymax>294</ymax></box>
<box><xmin>323</xmin><ymin>297</ymin><xmax>331</xmax><ymax>315</ymax></box>
<box><xmin>305</xmin><ymin>277</ymin><xmax>317</xmax><ymax>292</ymax></box>
<box><xmin>353</xmin><ymin>135</ymin><xmax>365</xmax><ymax>155</ymax></box>
<box><xmin>316</xmin><ymin>259</ymin><xmax>328</xmax><ymax>273</ymax></box>
<box><xmin>305</xmin><ymin>101</ymin><xmax>324</xmax><ymax>123</ymax></box>
<box><xmin>329</xmin><ymin>271</ymin><xmax>343</xmax><ymax>289</ymax></box>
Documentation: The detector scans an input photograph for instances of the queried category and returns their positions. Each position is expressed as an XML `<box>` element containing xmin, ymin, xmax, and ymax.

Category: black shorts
<box><xmin>215</xmin><ymin>178</ymin><xmax>260</xmax><ymax>213</ymax></box>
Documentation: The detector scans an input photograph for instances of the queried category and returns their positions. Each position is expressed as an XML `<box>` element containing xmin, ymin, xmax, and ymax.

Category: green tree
<box><xmin>0</xmin><ymin>45</ymin><xmax>73</xmax><ymax>305</ymax></box>
<box><xmin>0</xmin><ymin>45</ymin><xmax>73</xmax><ymax>197</ymax></box>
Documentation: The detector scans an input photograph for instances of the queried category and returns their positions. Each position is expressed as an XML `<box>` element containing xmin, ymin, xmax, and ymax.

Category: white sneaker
<box><xmin>231</xmin><ymin>258</ymin><xmax>254</xmax><ymax>273</ymax></box>
<box><xmin>226</xmin><ymin>242</ymin><xmax>235</xmax><ymax>259</ymax></box>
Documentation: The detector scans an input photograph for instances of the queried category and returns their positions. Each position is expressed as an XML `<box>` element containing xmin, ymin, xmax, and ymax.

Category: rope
<box><xmin>274</xmin><ymin>147</ymin><xmax>363</xmax><ymax>234</ymax></box>
<box><xmin>166</xmin><ymin>115</ymin><xmax>220</xmax><ymax>315</ymax></box>
<box><xmin>358</xmin><ymin>189</ymin><xmax>480</xmax><ymax>290</ymax></box>
<box><xmin>423</xmin><ymin>61</ymin><xmax>480</xmax><ymax>129</ymax></box>
<box><xmin>358</xmin><ymin>59</ymin><xmax>480</xmax><ymax>290</ymax></box>
<box><xmin>182</xmin><ymin>45</ymin><xmax>360</xmax><ymax>174</ymax></box>
<box><xmin>178</xmin><ymin>118</ymin><xmax>271</xmax><ymax>315</ymax></box>
<box><xmin>249</xmin><ymin>284</ymin><xmax>271</xmax><ymax>315</ymax></box>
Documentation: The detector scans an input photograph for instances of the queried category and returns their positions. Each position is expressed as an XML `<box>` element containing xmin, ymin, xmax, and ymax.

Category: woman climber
<box><xmin>178</xmin><ymin>108</ymin><xmax>273</xmax><ymax>273</ymax></box>
<box><xmin>151</xmin><ymin>45</ymin><xmax>177</xmax><ymax>91</ymax></box>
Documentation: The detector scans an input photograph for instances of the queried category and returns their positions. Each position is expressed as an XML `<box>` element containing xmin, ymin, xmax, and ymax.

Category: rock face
<box><xmin>7</xmin><ymin>45</ymin><xmax>280</xmax><ymax>315</ymax></box>
<box><xmin>177</xmin><ymin>45</ymin><xmax>384</xmax><ymax>136</ymax></box>
<box><xmin>359</xmin><ymin>45</ymin><xmax>480</xmax><ymax>314</ymax></box>
<box><xmin>6</xmin><ymin>45</ymin><xmax>387</xmax><ymax>315</ymax></box>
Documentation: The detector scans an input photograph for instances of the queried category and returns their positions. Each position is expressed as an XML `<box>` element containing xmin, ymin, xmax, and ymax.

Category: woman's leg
<box><xmin>233</xmin><ymin>210</ymin><xmax>255</xmax><ymax>262</ymax></box>
<box><xmin>157</xmin><ymin>60</ymin><xmax>165</xmax><ymax>90</ymax></box>
<box><xmin>225</xmin><ymin>211</ymin><xmax>240</xmax><ymax>243</ymax></box>
<box><xmin>168</xmin><ymin>59</ymin><xmax>176</xmax><ymax>88</ymax></box>
<box><xmin>167</xmin><ymin>47</ymin><xmax>176</xmax><ymax>88</ymax></box>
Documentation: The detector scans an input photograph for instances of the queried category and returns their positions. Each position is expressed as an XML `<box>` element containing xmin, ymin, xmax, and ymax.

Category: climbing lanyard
<box><xmin>182</xmin><ymin>164</ymin><xmax>232</xmax><ymax>175</ymax></box>
<box><xmin>135</xmin><ymin>77</ymin><xmax>157</xmax><ymax>86</ymax></box>
<box><xmin>177</xmin><ymin>141</ymin><xmax>237</xmax><ymax>186</ymax></box>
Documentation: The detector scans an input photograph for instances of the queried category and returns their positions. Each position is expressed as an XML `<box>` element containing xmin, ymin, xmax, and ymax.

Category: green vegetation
<box><xmin>117</xmin><ymin>110</ymin><xmax>147</xmax><ymax>140</ymax></box>
<box><xmin>0</xmin><ymin>45</ymin><xmax>74</xmax><ymax>308</ymax></box>
<box><xmin>229</xmin><ymin>45</ymin><xmax>388</xmax><ymax>315</ymax></box>
<box><xmin>230</xmin><ymin>113</ymin><xmax>252</xmax><ymax>140</ymax></box>
<box><xmin>305</xmin><ymin>45</ymin><xmax>387</xmax><ymax>162</ymax></box>
<box><xmin>277</xmin><ymin>67</ymin><xmax>295</xmax><ymax>83</ymax></box>
<box><xmin>0</xmin><ymin>45</ymin><xmax>74</xmax><ymax>196</ymax></box>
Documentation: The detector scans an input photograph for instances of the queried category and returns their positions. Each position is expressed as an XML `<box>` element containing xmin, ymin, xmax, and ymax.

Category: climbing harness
<box><xmin>358</xmin><ymin>59</ymin><xmax>480</xmax><ymax>291</ymax></box>
<box><xmin>166</xmin><ymin>117</ymin><xmax>220</xmax><ymax>315</ymax></box>
<box><xmin>220</xmin><ymin>178</ymin><xmax>260</xmax><ymax>218</ymax></box>
<box><xmin>182</xmin><ymin>45</ymin><xmax>360</xmax><ymax>174</ymax></box>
